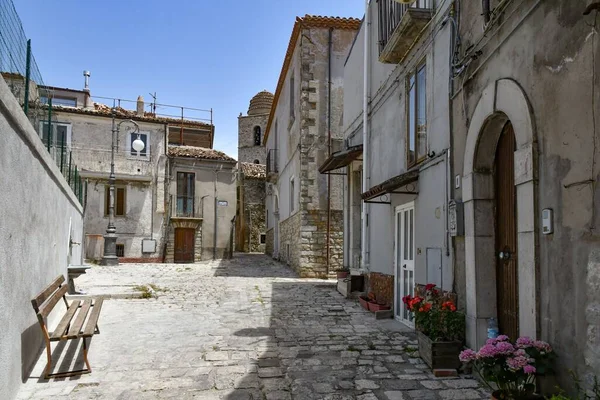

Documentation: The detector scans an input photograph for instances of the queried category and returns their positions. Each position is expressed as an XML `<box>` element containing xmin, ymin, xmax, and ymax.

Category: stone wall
<box><xmin>238</xmin><ymin>113</ymin><xmax>268</xmax><ymax>164</ymax></box>
<box><xmin>298</xmin><ymin>210</ymin><xmax>344</xmax><ymax>278</ymax></box>
<box><xmin>265</xmin><ymin>228</ymin><xmax>274</xmax><ymax>256</ymax></box>
<box><xmin>247</xmin><ymin>203</ymin><xmax>266</xmax><ymax>253</ymax></box>
<box><xmin>279</xmin><ymin>212</ymin><xmax>301</xmax><ymax>270</ymax></box>
<box><xmin>367</xmin><ymin>272</ymin><xmax>395</xmax><ymax>308</ymax></box>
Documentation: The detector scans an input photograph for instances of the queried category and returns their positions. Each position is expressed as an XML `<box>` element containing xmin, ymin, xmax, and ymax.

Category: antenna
<box><xmin>148</xmin><ymin>92</ymin><xmax>157</xmax><ymax>114</ymax></box>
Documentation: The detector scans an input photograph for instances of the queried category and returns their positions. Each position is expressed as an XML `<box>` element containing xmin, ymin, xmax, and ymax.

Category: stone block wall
<box><xmin>297</xmin><ymin>209</ymin><xmax>344</xmax><ymax>278</ymax></box>
<box><xmin>247</xmin><ymin>203</ymin><xmax>266</xmax><ymax>253</ymax></box>
<box><xmin>279</xmin><ymin>212</ymin><xmax>301</xmax><ymax>270</ymax></box>
<box><xmin>368</xmin><ymin>272</ymin><xmax>394</xmax><ymax>307</ymax></box>
<box><xmin>265</xmin><ymin>228</ymin><xmax>274</xmax><ymax>256</ymax></box>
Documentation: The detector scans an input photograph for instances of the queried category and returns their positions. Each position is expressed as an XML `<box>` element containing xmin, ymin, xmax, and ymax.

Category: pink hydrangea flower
<box><xmin>506</xmin><ymin>355</ymin><xmax>531</xmax><ymax>371</ymax></box>
<box><xmin>459</xmin><ymin>349</ymin><xmax>477</xmax><ymax>362</ymax></box>
<box><xmin>533</xmin><ymin>340</ymin><xmax>552</xmax><ymax>353</ymax></box>
<box><xmin>497</xmin><ymin>335</ymin><xmax>510</xmax><ymax>342</ymax></box>
<box><xmin>477</xmin><ymin>344</ymin><xmax>498</xmax><ymax>358</ymax></box>
<box><xmin>486</xmin><ymin>338</ymin><xmax>498</xmax><ymax>345</ymax></box>
<box><xmin>516</xmin><ymin>336</ymin><xmax>534</xmax><ymax>348</ymax></box>
<box><xmin>523</xmin><ymin>365</ymin><xmax>537</xmax><ymax>375</ymax></box>
<box><xmin>514</xmin><ymin>349</ymin><xmax>527</xmax><ymax>357</ymax></box>
<box><xmin>495</xmin><ymin>341</ymin><xmax>515</xmax><ymax>355</ymax></box>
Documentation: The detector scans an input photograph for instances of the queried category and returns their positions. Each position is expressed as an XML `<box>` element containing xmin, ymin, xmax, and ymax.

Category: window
<box><xmin>116</xmin><ymin>244</ymin><xmax>125</xmax><ymax>257</ymax></box>
<box><xmin>40</xmin><ymin>122</ymin><xmax>71</xmax><ymax>149</ymax></box>
<box><xmin>407</xmin><ymin>63</ymin><xmax>427</xmax><ymax>165</ymax></box>
<box><xmin>260</xmin><ymin>233</ymin><xmax>266</xmax><ymax>244</ymax></box>
<box><xmin>40</xmin><ymin>96</ymin><xmax>77</xmax><ymax>107</ymax></box>
<box><xmin>253</xmin><ymin>126</ymin><xmax>261</xmax><ymax>146</ymax></box>
<box><xmin>176</xmin><ymin>172</ymin><xmax>195</xmax><ymax>217</ymax></box>
<box><xmin>105</xmin><ymin>186</ymin><xmax>126</xmax><ymax>216</ymax></box>
<box><xmin>289</xmin><ymin>72</ymin><xmax>295</xmax><ymax>122</ymax></box>
<box><xmin>289</xmin><ymin>177</ymin><xmax>295</xmax><ymax>213</ymax></box>
<box><xmin>129</xmin><ymin>132</ymin><xmax>149</xmax><ymax>157</ymax></box>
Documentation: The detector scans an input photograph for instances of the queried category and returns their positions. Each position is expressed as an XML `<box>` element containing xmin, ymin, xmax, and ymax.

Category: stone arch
<box><xmin>462</xmin><ymin>79</ymin><xmax>538</xmax><ymax>349</ymax></box>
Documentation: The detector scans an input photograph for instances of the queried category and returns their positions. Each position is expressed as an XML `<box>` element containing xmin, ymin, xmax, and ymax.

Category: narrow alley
<box><xmin>18</xmin><ymin>254</ymin><xmax>486</xmax><ymax>400</ymax></box>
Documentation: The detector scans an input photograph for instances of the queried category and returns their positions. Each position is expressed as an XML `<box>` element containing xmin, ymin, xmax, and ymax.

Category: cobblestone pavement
<box><xmin>17</xmin><ymin>254</ymin><xmax>488</xmax><ymax>400</ymax></box>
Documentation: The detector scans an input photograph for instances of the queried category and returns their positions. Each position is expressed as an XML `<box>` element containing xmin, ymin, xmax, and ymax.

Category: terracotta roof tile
<box><xmin>240</xmin><ymin>162</ymin><xmax>266</xmax><ymax>180</ymax></box>
<box><xmin>168</xmin><ymin>145</ymin><xmax>236</xmax><ymax>162</ymax></box>
<box><xmin>264</xmin><ymin>15</ymin><xmax>361</xmax><ymax>142</ymax></box>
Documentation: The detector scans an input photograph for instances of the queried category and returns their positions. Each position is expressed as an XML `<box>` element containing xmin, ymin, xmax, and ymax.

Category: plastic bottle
<box><xmin>487</xmin><ymin>317</ymin><xmax>499</xmax><ymax>339</ymax></box>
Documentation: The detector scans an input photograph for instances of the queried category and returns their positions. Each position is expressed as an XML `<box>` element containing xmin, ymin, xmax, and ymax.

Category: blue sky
<box><xmin>15</xmin><ymin>0</ymin><xmax>364</xmax><ymax>159</ymax></box>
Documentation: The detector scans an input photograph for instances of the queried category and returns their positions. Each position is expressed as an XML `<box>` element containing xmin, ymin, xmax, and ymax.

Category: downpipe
<box><xmin>361</xmin><ymin>0</ymin><xmax>371</xmax><ymax>271</ymax></box>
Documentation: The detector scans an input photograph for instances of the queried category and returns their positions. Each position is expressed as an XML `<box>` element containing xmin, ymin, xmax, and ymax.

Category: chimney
<box><xmin>83</xmin><ymin>70</ymin><xmax>91</xmax><ymax>109</ymax></box>
<box><xmin>136</xmin><ymin>95</ymin><xmax>144</xmax><ymax>116</ymax></box>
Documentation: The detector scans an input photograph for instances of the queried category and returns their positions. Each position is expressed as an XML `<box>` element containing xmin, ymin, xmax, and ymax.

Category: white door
<box><xmin>394</xmin><ymin>202</ymin><xmax>415</xmax><ymax>326</ymax></box>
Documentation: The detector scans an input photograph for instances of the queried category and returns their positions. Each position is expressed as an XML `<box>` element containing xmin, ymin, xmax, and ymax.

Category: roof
<box><xmin>240</xmin><ymin>162</ymin><xmax>266</xmax><ymax>180</ymax></box>
<box><xmin>318</xmin><ymin>145</ymin><xmax>363</xmax><ymax>173</ymax></box>
<box><xmin>263</xmin><ymin>15</ymin><xmax>361</xmax><ymax>143</ymax></box>
<box><xmin>167</xmin><ymin>145</ymin><xmax>236</xmax><ymax>162</ymax></box>
<box><xmin>361</xmin><ymin>170</ymin><xmax>419</xmax><ymax>201</ymax></box>
<box><xmin>49</xmin><ymin>102</ymin><xmax>213</xmax><ymax>130</ymax></box>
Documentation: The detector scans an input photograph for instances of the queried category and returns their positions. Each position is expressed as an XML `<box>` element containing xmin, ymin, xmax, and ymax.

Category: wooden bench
<box><xmin>31</xmin><ymin>275</ymin><xmax>103</xmax><ymax>379</ymax></box>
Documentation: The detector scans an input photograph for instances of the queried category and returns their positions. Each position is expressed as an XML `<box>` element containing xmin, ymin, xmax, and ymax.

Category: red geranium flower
<box><xmin>425</xmin><ymin>283</ymin><xmax>436</xmax><ymax>291</ymax></box>
<box><xmin>402</xmin><ymin>295</ymin><xmax>412</xmax><ymax>305</ymax></box>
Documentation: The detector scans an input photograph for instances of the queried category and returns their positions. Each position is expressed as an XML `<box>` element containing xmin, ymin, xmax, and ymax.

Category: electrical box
<box><xmin>142</xmin><ymin>239</ymin><xmax>156</xmax><ymax>254</ymax></box>
<box><xmin>542</xmin><ymin>208</ymin><xmax>554</xmax><ymax>235</ymax></box>
<box><xmin>448</xmin><ymin>200</ymin><xmax>464</xmax><ymax>237</ymax></box>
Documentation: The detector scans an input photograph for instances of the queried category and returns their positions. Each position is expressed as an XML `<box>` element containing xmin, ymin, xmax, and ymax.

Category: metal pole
<box><xmin>24</xmin><ymin>40</ymin><xmax>31</xmax><ymax>115</ymax></box>
<box><xmin>60</xmin><ymin>129</ymin><xmax>65</xmax><ymax>174</ymax></box>
<box><xmin>101</xmin><ymin>111</ymin><xmax>119</xmax><ymax>265</ymax></box>
<box><xmin>46</xmin><ymin>98</ymin><xmax>52</xmax><ymax>152</ymax></box>
<box><xmin>180</xmin><ymin>107</ymin><xmax>184</xmax><ymax>145</ymax></box>
<box><xmin>68</xmin><ymin>152</ymin><xmax>72</xmax><ymax>184</ymax></box>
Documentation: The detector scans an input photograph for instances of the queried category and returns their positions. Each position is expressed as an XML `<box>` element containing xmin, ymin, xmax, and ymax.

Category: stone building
<box><xmin>264</xmin><ymin>15</ymin><xmax>360</xmax><ymax>278</ymax></box>
<box><xmin>35</xmin><ymin>82</ymin><xmax>216</xmax><ymax>263</ymax></box>
<box><xmin>235</xmin><ymin>91</ymin><xmax>271</xmax><ymax>252</ymax></box>
<box><xmin>165</xmin><ymin>146</ymin><xmax>237</xmax><ymax>262</ymax></box>
<box><xmin>449</xmin><ymin>0</ymin><xmax>600</xmax><ymax>392</ymax></box>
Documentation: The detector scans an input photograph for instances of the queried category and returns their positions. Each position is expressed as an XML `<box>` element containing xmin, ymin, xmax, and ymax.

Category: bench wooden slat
<box><xmin>67</xmin><ymin>299</ymin><xmax>92</xmax><ymax>339</ymax></box>
<box><xmin>50</xmin><ymin>300</ymin><xmax>81</xmax><ymax>340</ymax></box>
<box><xmin>31</xmin><ymin>275</ymin><xmax>65</xmax><ymax>311</ymax></box>
<box><xmin>82</xmin><ymin>298</ymin><xmax>103</xmax><ymax>337</ymax></box>
<box><xmin>38</xmin><ymin>285</ymin><xmax>68</xmax><ymax>319</ymax></box>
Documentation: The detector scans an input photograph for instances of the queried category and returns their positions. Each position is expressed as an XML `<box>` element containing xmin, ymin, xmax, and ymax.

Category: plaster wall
<box><xmin>50</xmin><ymin>111</ymin><xmax>167</xmax><ymax>260</ymax></box>
<box><xmin>451</xmin><ymin>0</ymin><xmax>600</xmax><ymax>390</ymax></box>
<box><xmin>169</xmin><ymin>159</ymin><xmax>237</xmax><ymax>260</ymax></box>
<box><xmin>0</xmin><ymin>77</ymin><xmax>84</xmax><ymax>400</ymax></box>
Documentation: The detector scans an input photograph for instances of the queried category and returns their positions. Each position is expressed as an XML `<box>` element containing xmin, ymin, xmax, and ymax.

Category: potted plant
<box><xmin>459</xmin><ymin>336</ymin><xmax>556</xmax><ymax>399</ymax></box>
<box><xmin>403</xmin><ymin>283</ymin><xmax>465</xmax><ymax>370</ymax></box>
<box><xmin>337</xmin><ymin>269</ymin><xmax>350</xmax><ymax>279</ymax></box>
<box><xmin>358</xmin><ymin>292</ymin><xmax>371</xmax><ymax>310</ymax></box>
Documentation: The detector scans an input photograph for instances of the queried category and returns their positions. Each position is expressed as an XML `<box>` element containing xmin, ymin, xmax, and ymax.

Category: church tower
<box><xmin>237</xmin><ymin>90</ymin><xmax>273</xmax><ymax>164</ymax></box>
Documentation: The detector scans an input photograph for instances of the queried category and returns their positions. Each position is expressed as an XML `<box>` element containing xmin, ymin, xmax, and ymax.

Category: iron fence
<box><xmin>378</xmin><ymin>0</ymin><xmax>433</xmax><ymax>54</ymax></box>
<box><xmin>0</xmin><ymin>0</ymin><xmax>84</xmax><ymax>204</ymax></box>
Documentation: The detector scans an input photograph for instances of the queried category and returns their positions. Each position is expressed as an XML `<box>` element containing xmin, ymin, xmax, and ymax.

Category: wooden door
<box><xmin>495</xmin><ymin>122</ymin><xmax>519</xmax><ymax>340</ymax></box>
<box><xmin>174</xmin><ymin>228</ymin><xmax>195</xmax><ymax>263</ymax></box>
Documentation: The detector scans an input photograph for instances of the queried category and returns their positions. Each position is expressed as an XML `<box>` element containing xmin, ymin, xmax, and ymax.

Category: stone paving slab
<box><xmin>16</xmin><ymin>254</ymin><xmax>488</xmax><ymax>399</ymax></box>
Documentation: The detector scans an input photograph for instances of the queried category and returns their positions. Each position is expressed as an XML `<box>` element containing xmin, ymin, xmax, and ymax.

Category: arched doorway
<box><xmin>463</xmin><ymin>79</ymin><xmax>538</xmax><ymax>349</ymax></box>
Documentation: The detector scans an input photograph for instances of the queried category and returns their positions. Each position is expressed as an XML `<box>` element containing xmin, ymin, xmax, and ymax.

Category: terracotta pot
<box><xmin>368</xmin><ymin>302</ymin><xmax>391</xmax><ymax>312</ymax></box>
<box><xmin>337</xmin><ymin>271</ymin><xmax>350</xmax><ymax>279</ymax></box>
<box><xmin>358</xmin><ymin>296</ymin><xmax>370</xmax><ymax>310</ymax></box>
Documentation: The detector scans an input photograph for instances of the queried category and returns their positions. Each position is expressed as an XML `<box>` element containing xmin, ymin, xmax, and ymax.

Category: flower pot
<box><xmin>337</xmin><ymin>271</ymin><xmax>350</xmax><ymax>279</ymax></box>
<box><xmin>358</xmin><ymin>296</ymin><xmax>370</xmax><ymax>310</ymax></box>
<box><xmin>368</xmin><ymin>302</ymin><xmax>391</xmax><ymax>312</ymax></box>
<box><xmin>417</xmin><ymin>330</ymin><xmax>462</xmax><ymax>370</ymax></box>
<box><xmin>491</xmin><ymin>390</ymin><xmax>545</xmax><ymax>400</ymax></box>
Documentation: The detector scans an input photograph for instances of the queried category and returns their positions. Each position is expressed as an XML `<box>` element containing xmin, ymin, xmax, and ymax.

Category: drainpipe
<box><xmin>326</xmin><ymin>27</ymin><xmax>333</xmax><ymax>275</ymax></box>
<box><xmin>482</xmin><ymin>0</ymin><xmax>491</xmax><ymax>23</ymax></box>
<box><xmin>361</xmin><ymin>0</ymin><xmax>371</xmax><ymax>271</ymax></box>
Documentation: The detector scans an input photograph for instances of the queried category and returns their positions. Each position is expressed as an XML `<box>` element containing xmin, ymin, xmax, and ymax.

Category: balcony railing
<box><xmin>175</xmin><ymin>196</ymin><xmax>196</xmax><ymax>218</ymax></box>
<box><xmin>266</xmin><ymin>148</ymin><xmax>279</xmax><ymax>176</ymax></box>
<box><xmin>378</xmin><ymin>0</ymin><xmax>433</xmax><ymax>64</ymax></box>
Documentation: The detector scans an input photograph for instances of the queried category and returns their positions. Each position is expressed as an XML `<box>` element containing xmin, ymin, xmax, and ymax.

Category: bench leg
<box><xmin>43</xmin><ymin>338</ymin><xmax>93</xmax><ymax>379</ymax></box>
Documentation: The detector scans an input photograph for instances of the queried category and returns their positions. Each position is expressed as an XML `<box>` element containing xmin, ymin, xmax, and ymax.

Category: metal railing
<box><xmin>1</xmin><ymin>0</ymin><xmax>84</xmax><ymax>204</ymax></box>
<box><xmin>378</xmin><ymin>0</ymin><xmax>433</xmax><ymax>54</ymax></box>
<box><xmin>176</xmin><ymin>196</ymin><xmax>196</xmax><ymax>218</ymax></box>
<box><xmin>267</xmin><ymin>149</ymin><xmax>279</xmax><ymax>175</ymax></box>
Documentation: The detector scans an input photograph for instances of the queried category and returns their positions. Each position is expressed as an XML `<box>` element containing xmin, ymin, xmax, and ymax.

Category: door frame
<box><xmin>394</xmin><ymin>201</ymin><xmax>415</xmax><ymax>327</ymax></box>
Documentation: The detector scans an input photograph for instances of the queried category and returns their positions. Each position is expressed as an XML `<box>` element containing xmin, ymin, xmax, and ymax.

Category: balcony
<box><xmin>378</xmin><ymin>0</ymin><xmax>433</xmax><ymax>64</ymax></box>
<box><xmin>266</xmin><ymin>149</ymin><xmax>279</xmax><ymax>183</ymax></box>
